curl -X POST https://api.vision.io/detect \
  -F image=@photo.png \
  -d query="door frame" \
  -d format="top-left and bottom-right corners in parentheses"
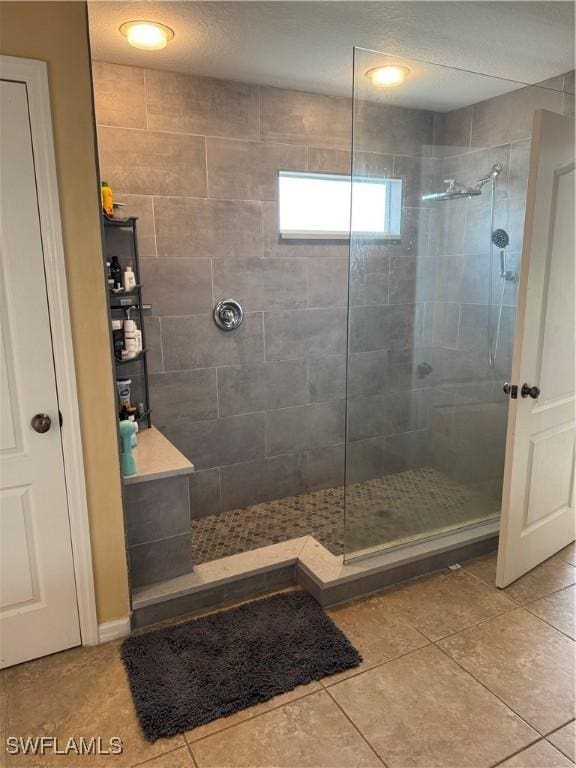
top-left (0, 55), bottom-right (98, 646)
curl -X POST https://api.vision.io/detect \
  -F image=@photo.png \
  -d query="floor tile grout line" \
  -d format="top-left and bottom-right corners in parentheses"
top-left (542, 717), bottom-right (576, 739)
top-left (129, 743), bottom-right (193, 767)
top-left (430, 603), bottom-right (522, 644)
top-left (182, 685), bottom-right (322, 748)
top-left (432, 642), bottom-right (546, 740)
top-left (323, 686), bottom-right (389, 768)
top-left (487, 734), bottom-right (546, 768)
top-left (462, 556), bottom-right (576, 606)
top-left (186, 741), bottom-right (200, 768)
top-left (520, 580), bottom-right (576, 606)
top-left (318, 640), bottom-right (431, 689)
top-left (523, 602), bottom-right (575, 641)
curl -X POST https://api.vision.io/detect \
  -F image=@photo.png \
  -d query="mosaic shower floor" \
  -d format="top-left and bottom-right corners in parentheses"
top-left (191, 466), bottom-right (501, 565)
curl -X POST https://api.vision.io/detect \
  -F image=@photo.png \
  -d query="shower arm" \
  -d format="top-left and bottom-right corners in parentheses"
top-left (475, 162), bottom-right (504, 191)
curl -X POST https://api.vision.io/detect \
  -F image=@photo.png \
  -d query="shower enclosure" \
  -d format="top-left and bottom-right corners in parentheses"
top-left (344, 48), bottom-right (573, 560)
top-left (93, 49), bottom-right (573, 590)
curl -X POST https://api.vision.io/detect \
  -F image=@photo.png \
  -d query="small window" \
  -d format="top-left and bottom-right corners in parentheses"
top-left (278, 170), bottom-right (402, 240)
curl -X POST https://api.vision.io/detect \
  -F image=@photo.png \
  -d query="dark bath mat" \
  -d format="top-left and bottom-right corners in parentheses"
top-left (121, 590), bottom-right (361, 741)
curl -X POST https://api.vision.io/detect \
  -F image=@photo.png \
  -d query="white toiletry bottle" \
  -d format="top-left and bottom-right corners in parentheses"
top-left (123, 266), bottom-right (136, 292)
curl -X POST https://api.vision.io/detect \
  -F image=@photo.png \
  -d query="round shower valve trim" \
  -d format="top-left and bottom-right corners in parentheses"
top-left (214, 299), bottom-right (244, 331)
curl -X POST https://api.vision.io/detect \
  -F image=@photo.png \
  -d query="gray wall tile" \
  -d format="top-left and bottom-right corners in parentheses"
top-left (349, 251), bottom-right (390, 306)
top-left (92, 62), bottom-right (146, 129)
top-left (114, 194), bottom-right (156, 258)
top-left (266, 400), bottom-right (345, 456)
top-left (387, 347), bottom-right (435, 392)
top-left (261, 86), bottom-right (351, 148)
top-left (213, 257), bottom-right (307, 311)
top-left (307, 444), bottom-right (345, 491)
top-left (345, 437), bottom-right (386, 484)
top-left (354, 100), bottom-right (434, 155)
top-left (389, 256), bottom-right (435, 304)
top-left (433, 106), bottom-right (472, 157)
top-left (508, 139), bottom-right (531, 199)
top-left (189, 468), bottom-right (221, 520)
top-left (349, 304), bottom-right (419, 352)
top-left (308, 147), bottom-right (351, 174)
top-left (264, 308), bottom-right (347, 360)
top-left (347, 351), bottom-right (388, 397)
top-left (393, 156), bottom-right (439, 207)
top-left (471, 83), bottom-right (563, 147)
top-left (154, 196), bottom-right (262, 259)
top-left (217, 360), bottom-right (308, 417)
top-left (206, 138), bottom-right (307, 200)
top-left (145, 69), bottom-right (259, 139)
top-left (97, 126), bottom-right (207, 197)
top-left (431, 302), bottom-right (460, 348)
top-left (347, 394), bottom-right (389, 442)
top-left (149, 369), bottom-right (217, 426)
top-left (220, 453), bottom-right (308, 510)
top-left (308, 258), bottom-right (348, 308)
top-left (434, 254), bottom-right (489, 304)
top-left (124, 476), bottom-right (190, 546)
top-left (384, 430), bottom-right (429, 474)
top-left (308, 355), bottom-right (346, 402)
top-left (161, 313), bottom-right (264, 370)
top-left (163, 412), bottom-right (266, 470)
top-left (129, 533), bottom-right (193, 587)
top-left (143, 316), bottom-right (163, 373)
top-left (141, 258), bottom-right (212, 316)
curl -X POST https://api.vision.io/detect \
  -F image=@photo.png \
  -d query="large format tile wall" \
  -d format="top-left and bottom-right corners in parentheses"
top-left (346, 74), bottom-right (574, 525)
top-left (94, 61), bottom-right (574, 536)
top-left (94, 61), bottom-right (436, 518)
top-left (426, 75), bottom-right (574, 493)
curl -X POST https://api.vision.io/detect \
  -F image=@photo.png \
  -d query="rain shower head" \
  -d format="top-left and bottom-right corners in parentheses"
top-left (421, 179), bottom-right (482, 202)
top-left (422, 162), bottom-right (503, 202)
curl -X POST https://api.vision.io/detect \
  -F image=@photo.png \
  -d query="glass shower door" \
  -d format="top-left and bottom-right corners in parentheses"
top-left (344, 47), bottom-right (574, 560)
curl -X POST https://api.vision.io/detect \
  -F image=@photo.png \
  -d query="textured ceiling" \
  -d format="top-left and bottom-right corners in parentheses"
top-left (88, 1), bottom-right (575, 109)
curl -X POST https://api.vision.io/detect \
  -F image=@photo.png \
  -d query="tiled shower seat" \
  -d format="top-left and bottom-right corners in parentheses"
top-left (123, 427), bottom-right (195, 588)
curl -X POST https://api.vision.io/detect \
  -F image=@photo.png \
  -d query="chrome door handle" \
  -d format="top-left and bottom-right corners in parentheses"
top-left (31, 413), bottom-right (51, 433)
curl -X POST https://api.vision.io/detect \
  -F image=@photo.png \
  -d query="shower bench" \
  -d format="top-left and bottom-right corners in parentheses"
top-left (123, 427), bottom-right (195, 589)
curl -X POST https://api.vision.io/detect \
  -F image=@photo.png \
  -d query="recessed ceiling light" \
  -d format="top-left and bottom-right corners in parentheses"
top-left (119, 20), bottom-right (174, 51)
top-left (366, 65), bottom-right (411, 88)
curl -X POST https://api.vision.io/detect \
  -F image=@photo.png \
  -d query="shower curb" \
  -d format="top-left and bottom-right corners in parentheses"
top-left (131, 521), bottom-right (499, 628)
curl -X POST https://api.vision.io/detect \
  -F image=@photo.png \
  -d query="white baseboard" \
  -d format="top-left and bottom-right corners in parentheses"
top-left (97, 616), bottom-right (131, 644)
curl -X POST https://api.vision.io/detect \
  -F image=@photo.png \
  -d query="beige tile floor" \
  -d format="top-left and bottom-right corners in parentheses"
top-left (1, 544), bottom-right (574, 768)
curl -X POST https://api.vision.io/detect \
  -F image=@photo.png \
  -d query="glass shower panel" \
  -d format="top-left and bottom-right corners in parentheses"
top-left (344, 48), bottom-right (574, 560)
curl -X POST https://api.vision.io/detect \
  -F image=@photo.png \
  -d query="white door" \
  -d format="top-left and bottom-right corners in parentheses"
top-left (497, 109), bottom-right (576, 587)
top-left (0, 78), bottom-right (81, 666)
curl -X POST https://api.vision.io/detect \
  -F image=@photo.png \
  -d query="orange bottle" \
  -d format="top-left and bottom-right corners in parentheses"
top-left (101, 180), bottom-right (114, 217)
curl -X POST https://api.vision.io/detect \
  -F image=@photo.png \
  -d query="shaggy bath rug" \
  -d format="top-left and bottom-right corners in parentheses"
top-left (121, 590), bottom-right (361, 741)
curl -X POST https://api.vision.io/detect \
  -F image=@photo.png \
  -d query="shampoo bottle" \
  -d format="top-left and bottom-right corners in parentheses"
top-left (123, 266), bottom-right (136, 292)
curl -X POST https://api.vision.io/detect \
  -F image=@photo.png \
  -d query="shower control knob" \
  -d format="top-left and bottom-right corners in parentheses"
top-left (521, 383), bottom-right (540, 399)
top-left (213, 299), bottom-right (244, 331)
top-left (502, 383), bottom-right (518, 399)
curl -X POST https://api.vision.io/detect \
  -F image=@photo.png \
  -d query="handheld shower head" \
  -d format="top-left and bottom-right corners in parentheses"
top-left (491, 228), bottom-right (509, 249)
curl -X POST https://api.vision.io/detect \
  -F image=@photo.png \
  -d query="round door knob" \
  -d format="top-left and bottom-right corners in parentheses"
top-left (31, 413), bottom-right (51, 433)
top-left (521, 383), bottom-right (540, 399)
